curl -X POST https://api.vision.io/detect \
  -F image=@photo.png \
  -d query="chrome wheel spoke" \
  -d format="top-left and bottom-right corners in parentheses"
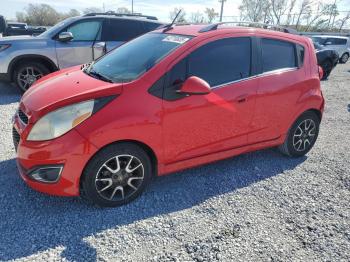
top-left (110, 185), bottom-right (124, 200)
top-left (97, 178), bottom-right (113, 192)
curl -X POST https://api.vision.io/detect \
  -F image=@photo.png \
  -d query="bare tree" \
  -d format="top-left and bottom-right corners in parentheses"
top-left (205, 8), bottom-right (218, 23)
top-left (189, 12), bottom-right (205, 23)
top-left (270, 0), bottom-right (289, 24)
top-left (239, 0), bottom-right (269, 23)
top-left (83, 7), bottom-right (103, 15)
top-left (17, 4), bottom-right (61, 26)
top-left (285, 0), bottom-right (297, 25)
top-left (337, 11), bottom-right (350, 31)
top-left (116, 7), bottom-right (131, 14)
top-left (295, 0), bottom-right (312, 30)
top-left (169, 7), bottom-right (187, 23)
top-left (60, 9), bottom-right (80, 20)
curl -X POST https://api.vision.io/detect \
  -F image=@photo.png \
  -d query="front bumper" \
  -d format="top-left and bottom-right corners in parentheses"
top-left (13, 117), bottom-right (99, 196)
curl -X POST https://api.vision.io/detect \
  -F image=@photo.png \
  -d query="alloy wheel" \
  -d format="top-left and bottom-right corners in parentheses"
top-left (95, 154), bottom-right (145, 201)
top-left (341, 53), bottom-right (349, 63)
top-left (17, 66), bottom-right (44, 91)
top-left (292, 119), bottom-right (317, 152)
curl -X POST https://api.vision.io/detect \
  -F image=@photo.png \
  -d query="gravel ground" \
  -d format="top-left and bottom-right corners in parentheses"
top-left (0, 63), bottom-right (349, 262)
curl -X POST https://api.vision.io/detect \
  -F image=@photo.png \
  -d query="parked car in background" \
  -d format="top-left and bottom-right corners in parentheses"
top-left (0, 12), bottom-right (164, 92)
top-left (313, 42), bottom-right (339, 80)
top-left (0, 17), bottom-right (46, 37)
top-left (312, 35), bottom-right (350, 64)
top-left (12, 23), bottom-right (324, 207)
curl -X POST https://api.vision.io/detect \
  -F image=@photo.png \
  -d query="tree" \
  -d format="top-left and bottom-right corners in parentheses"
top-left (61, 9), bottom-right (80, 20)
top-left (83, 7), bottom-right (103, 15)
top-left (189, 12), bottom-right (205, 23)
top-left (239, 0), bottom-right (270, 23)
top-left (18, 4), bottom-right (61, 26)
top-left (204, 8), bottom-right (218, 23)
top-left (116, 7), bottom-right (131, 14)
top-left (169, 7), bottom-right (187, 23)
top-left (337, 12), bottom-right (350, 31)
top-left (270, 0), bottom-right (289, 24)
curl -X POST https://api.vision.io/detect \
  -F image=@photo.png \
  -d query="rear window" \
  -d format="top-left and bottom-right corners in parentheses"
top-left (261, 39), bottom-right (296, 72)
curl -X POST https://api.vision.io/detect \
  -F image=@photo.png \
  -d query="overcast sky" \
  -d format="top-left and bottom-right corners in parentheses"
top-left (1, 0), bottom-right (350, 22)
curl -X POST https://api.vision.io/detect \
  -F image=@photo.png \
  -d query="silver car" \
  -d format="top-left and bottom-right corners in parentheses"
top-left (312, 35), bottom-right (350, 64)
top-left (0, 12), bottom-right (163, 91)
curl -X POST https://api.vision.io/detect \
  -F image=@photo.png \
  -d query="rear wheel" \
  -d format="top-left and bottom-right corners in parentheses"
top-left (340, 53), bottom-right (349, 64)
top-left (279, 111), bottom-right (320, 157)
top-left (81, 143), bottom-right (152, 207)
top-left (13, 62), bottom-right (50, 92)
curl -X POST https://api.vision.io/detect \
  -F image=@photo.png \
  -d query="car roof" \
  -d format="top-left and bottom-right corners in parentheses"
top-left (79, 15), bottom-right (164, 24)
top-left (156, 24), bottom-right (308, 42)
top-left (312, 35), bottom-right (349, 39)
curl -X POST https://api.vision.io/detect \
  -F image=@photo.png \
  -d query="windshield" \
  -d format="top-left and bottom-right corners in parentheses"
top-left (39, 17), bottom-right (75, 38)
top-left (86, 33), bottom-right (192, 83)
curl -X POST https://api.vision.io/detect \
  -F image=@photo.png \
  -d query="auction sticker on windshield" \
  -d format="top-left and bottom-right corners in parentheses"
top-left (162, 35), bottom-right (190, 44)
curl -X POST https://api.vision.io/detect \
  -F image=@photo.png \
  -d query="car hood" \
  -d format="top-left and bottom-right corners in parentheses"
top-left (21, 67), bottom-right (123, 122)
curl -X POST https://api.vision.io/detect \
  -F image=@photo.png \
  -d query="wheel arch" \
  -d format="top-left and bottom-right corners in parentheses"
top-left (9, 54), bottom-right (58, 80)
top-left (80, 139), bottom-right (159, 185)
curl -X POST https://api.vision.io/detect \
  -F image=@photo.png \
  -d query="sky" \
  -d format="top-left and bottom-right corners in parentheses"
top-left (1, 0), bottom-right (242, 21)
top-left (1, 0), bottom-right (350, 23)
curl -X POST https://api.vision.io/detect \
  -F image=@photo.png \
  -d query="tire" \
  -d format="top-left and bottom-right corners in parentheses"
top-left (340, 53), bottom-right (349, 64)
top-left (321, 60), bottom-right (332, 80)
top-left (278, 111), bottom-right (320, 157)
top-left (13, 62), bottom-right (50, 92)
top-left (81, 143), bottom-right (153, 207)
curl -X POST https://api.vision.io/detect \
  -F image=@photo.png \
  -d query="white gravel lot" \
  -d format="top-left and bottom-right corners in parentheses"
top-left (0, 63), bottom-right (349, 262)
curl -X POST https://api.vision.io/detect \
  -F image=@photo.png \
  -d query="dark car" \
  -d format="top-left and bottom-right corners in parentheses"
top-left (314, 42), bottom-right (339, 80)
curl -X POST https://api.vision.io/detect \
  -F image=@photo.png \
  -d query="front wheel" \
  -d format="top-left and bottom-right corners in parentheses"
top-left (81, 143), bottom-right (152, 207)
top-left (13, 62), bottom-right (50, 92)
top-left (279, 111), bottom-right (320, 157)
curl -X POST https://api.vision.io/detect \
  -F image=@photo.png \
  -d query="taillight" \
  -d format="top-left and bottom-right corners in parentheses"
top-left (318, 65), bottom-right (324, 80)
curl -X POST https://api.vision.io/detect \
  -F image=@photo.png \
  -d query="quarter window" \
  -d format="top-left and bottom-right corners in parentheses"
top-left (66, 20), bottom-right (101, 41)
top-left (261, 39), bottom-right (296, 72)
top-left (188, 37), bottom-right (252, 87)
top-left (326, 38), bottom-right (347, 45)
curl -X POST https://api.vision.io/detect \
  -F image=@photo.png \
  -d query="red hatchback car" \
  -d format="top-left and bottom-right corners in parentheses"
top-left (13, 23), bottom-right (324, 207)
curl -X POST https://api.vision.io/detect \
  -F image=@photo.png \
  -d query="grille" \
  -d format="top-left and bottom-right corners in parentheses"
top-left (18, 109), bottom-right (28, 125)
top-left (12, 127), bottom-right (20, 152)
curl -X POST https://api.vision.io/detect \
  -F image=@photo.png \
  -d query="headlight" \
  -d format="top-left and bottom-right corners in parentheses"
top-left (0, 44), bottom-right (11, 52)
top-left (27, 96), bottom-right (115, 141)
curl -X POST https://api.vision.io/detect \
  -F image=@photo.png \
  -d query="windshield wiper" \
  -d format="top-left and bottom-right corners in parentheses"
top-left (87, 70), bottom-right (114, 83)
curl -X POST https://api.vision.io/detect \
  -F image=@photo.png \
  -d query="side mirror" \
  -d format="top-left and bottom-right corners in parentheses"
top-left (178, 76), bottom-right (211, 95)
top-left (58, 32), bottom-right (73, 42)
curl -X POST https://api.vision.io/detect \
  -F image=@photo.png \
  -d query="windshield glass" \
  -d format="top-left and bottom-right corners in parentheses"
top-left (39, 17), bottom-right (75, 37)
top-left (87, 33), bottom-right (192, 83)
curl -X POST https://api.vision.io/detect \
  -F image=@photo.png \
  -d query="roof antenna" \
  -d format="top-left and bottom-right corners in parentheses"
top-left (163, 9), bottom-right (182, 32)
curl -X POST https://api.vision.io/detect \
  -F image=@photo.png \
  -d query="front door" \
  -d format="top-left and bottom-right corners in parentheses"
top-left (162, 37), bottom-right (258, 164)
top-left (55, 19), bottom-right (102, 68)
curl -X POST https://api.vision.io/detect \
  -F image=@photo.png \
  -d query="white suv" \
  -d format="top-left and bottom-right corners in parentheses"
top-left (312, 35), bottom-right (350, 64)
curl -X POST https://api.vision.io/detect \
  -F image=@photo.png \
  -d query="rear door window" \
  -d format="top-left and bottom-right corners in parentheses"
top-left (261, 39), bottom-right (296, 72)
top-left (102, 19), bottom-right (145, 41)
top-left (326, 38), bottom-right (347, 45)
top-left (188, 37), bottom-right (252, 87)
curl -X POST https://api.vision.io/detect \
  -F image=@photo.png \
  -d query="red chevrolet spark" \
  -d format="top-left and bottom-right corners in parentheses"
top-left (12, 24), bottom-right (324, 207)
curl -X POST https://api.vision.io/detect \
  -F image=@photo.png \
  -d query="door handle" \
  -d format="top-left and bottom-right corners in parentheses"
top-left (235, 95), bottom-right (248, 103)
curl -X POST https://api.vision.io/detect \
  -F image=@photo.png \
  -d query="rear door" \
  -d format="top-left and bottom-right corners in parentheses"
top-left (249, 37), bottom-right (306, 143)
top-left (102, 19), bottom-right (146, 52)
top-left (55, 19), bottom-right (102, 68)
top-left (162, 36), bottom-right (259, 163)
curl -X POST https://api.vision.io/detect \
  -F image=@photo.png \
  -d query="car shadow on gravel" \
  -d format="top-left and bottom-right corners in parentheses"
top-left (0, 82), bottom-right (21, 105)
top-left (0, 149), bottom-right (306, 261)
